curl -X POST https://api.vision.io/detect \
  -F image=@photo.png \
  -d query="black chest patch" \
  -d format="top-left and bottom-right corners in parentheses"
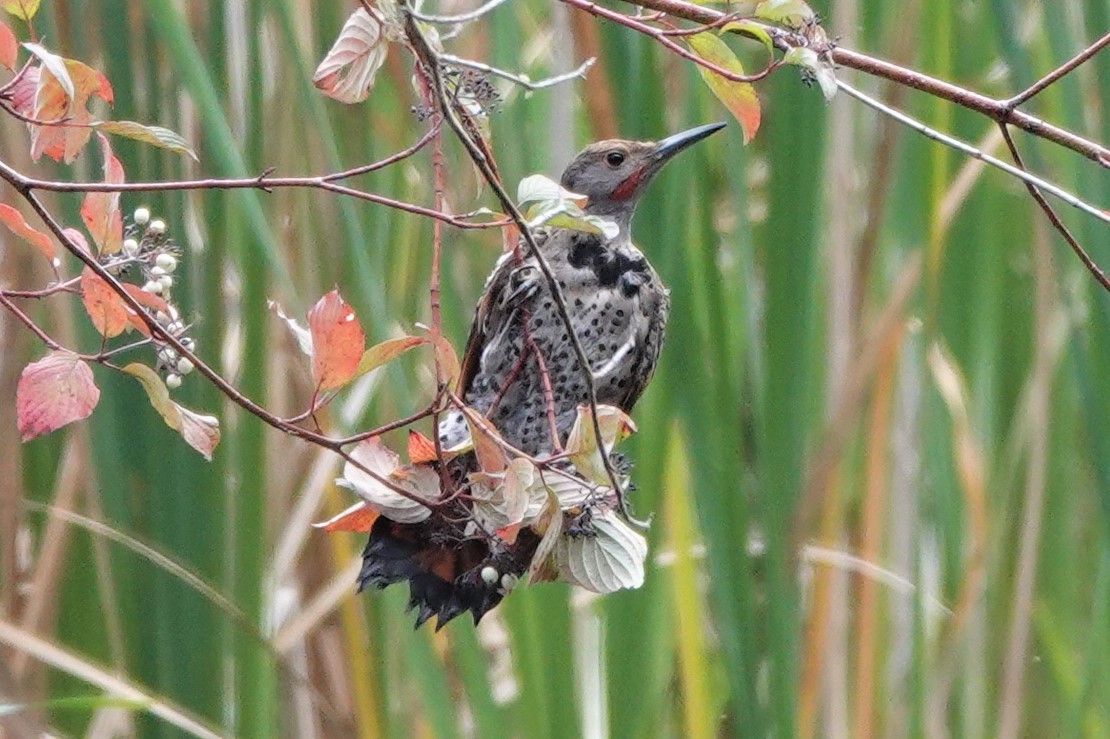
top-left (568, 233), bottom-right (649, 294)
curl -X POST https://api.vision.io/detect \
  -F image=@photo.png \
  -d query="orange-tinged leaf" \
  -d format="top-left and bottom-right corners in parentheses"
top-left (6, 63), bottom-right (36, 115)
top-left (564, 404), bottom-right (638, 484)
top-left (17, 351), bottom-right (99, 441)
top-left (29, 55), bottom-right (114, 163)
top-left (312, 501), bottom-right (380, 532)
top-left (688, 33), bottom-right (761, 144)
top-left (80, 134), bottom-right (124, 254)
top-left (80, 267), bottom-right (128, 338)
top-left (0, 202), bottom-right (55, 266)
top-left (313, 7), bottom-right (388, 104)
top-left (1, 0), bottom-right (41, 21)
top-left (428, 331), bottom-right (461, 389)
top-left (123, 363), bottom-right (220, 460)
top-left (355, 335), bottom-right (428, 378)
top-left (120, 283), bottom-right (170, 336)
top-left (407, 430), bottom-right (438, 465)
top-left (307, 289), bottom-right (365, 391)
top-left (463, 408), bottom-right (509, 474)
top-left (0, 21), bottom-right (17, 70)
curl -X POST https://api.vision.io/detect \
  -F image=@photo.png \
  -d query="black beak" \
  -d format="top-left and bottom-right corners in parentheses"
top-left (653, 121), bottom-right (728, 161)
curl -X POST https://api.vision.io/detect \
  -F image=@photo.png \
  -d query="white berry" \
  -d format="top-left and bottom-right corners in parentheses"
top-left (480, 566), bottom-right (499, 585)
top-left (133, 207), bottom-right (151, 225)
top-left (165, 373), bottom-right (182, 389)
top-left (155, 311), bottom-right (171, 326)
top-left (150, 266), bottom-right (166, 277)
top-left (159, 275), bottom-right (174, 291)
top-left (148, 219), bottom-right (166, 235)
top-left (143, 280), bottom-right (162, 294)
top-left (156, 253), bottom-right (177, 272)
top-left (176, 357), bottom-right (194, 375)
top-left (123, 238), bottom-right (140, 256)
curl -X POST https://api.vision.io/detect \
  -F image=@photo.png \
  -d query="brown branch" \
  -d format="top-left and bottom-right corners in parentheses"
top-left (601, 0), bottom-right (1110, 168)
top-left (0, 291), bottom-right (62, 350)
top-left (998, 124), bottom-right (1110, 293)
top-left (1005, 30), bottom-right (1110, 109)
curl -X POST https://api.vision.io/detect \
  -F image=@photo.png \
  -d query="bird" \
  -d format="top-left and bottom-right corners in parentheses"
top-left (358, 122), bottom-right (727, 628)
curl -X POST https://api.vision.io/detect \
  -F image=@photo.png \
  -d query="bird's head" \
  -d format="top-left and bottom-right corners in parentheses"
top-left (559, 122), bottom-right (726, 229)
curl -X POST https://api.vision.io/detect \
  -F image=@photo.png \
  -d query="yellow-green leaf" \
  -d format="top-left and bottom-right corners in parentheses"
top-left (355, 336), bottom-right (428, 378)
top-left (123, 363), bottom-right (221, 460)
top-left (1, 0), bottom-right (40, 21)
top-left (93, 120), bottom-right (198, 161)
top-left (755, 0), bottom-right (816, 27)
top-left (722, 20), bottom-right (774, 57)
top-left (687, 33), bottom-right (761, 144)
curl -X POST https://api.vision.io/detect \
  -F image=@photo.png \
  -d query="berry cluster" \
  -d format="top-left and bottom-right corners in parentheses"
top-left (112, 207), bottom-right (196, 390)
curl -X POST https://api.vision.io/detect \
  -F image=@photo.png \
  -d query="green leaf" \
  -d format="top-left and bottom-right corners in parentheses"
top-left (687, 33), bottom-right (761, 144)
top-left (722, 20), bottom-right (775, 57)
top-left (355, 335), bottom-right (428, 378)
top-left (754, 0), bottom-right (816, 27)
top-left (93, 120), bottom-right (199, 160)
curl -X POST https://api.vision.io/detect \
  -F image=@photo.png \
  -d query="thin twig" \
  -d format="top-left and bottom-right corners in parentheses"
top-left (836, 80), bottom-right (1110, 228)
top-left (409, 0), bottom-right (512, 24)
top-left (0, 291), bottom-right (62, 350)
top-left (1005, 30), bottom-right (1110, 110)
top-left (998, 124), bottom-right (1110, 293)
top-left (441, 53), bottom-right (597, 92)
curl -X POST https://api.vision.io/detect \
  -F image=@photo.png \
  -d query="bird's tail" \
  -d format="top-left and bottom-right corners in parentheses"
top-left (358, 515), bottom-right (540, 629)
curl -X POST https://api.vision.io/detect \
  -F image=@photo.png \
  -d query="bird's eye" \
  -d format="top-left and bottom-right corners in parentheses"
top-left (605, 151), bottom-right (626, 167)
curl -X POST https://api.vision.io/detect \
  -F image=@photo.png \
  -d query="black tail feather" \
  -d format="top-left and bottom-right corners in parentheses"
top-left (359, 517), bottom-right (538, 629)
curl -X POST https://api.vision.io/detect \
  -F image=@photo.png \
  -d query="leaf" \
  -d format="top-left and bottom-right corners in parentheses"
top-left (177, 406), bottom-right (221, 461)
top-left (687, 33), bottom-right (761, 144)
top-left (407, 430), bottom-right (437, 465)
top-left (336, 437), bottom-right (438, 523)
top-left (0, 21), bottom-right (17, 71)
top-left (721, 19), bottom-right (774, 57)
top-left (516, 174), bottom-right (587, 208)
top-left (123, 363), bottom-right (221, 460)
top-left (120, 284), bottom-right (170, 337)
top-left (754, 0), bottom-right (816, 27)
top-left (518, 174), bottom-right (620, 239)
top-left (313, 7), bottom-right (389, 104)
top-left (469, 457), bottom-right (542, 538)
top-left (564, 404), bottom-right (637, 485)
top-left (80, 267), bottom-right (128, 338)
top-left (307, 289), bottom-right (365, 391)
top-left (312, 501), bottom-right (380, 533)
top-left (21, 43), bottom-right (71, 101)
top-left (1, 0), bottom-right (41, 21)
top-left (17, 351), bottom-right (100, 441)
top-left (93, 120), bottom-right (198, 161)
top-left (784, 47), bottom-right (838, 101)
top-left (268, 299), bottom-right (314, 356)
top-left (0, 202), bottom-right (56, 266)
top-left (464, 410), bottom-right (509, 474)
top-left (525, 489), bottom-right (564, 585)
top-left (554, 509), bottom-right (648, 593)
top-left (6, 63), bottom-right (36, 115)
top-left (425, 329), bottom-right (461, 389)
top-left (355, 335), bottom-right (428, 378)
top-left (28, 54), bottom-right (114, 163)
top-left (79, 134), bottom-right (124, 254)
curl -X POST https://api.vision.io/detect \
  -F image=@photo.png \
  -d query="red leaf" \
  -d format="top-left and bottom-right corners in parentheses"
top-left (7, 63), bottom-right (37, 115)
top-left (0, 21), bottom-right (17, 71)
top-left (79, 134), bottom-right (124, 254)
top-left (312, 501), bottom-right (380, 533)
top-left (307, 289), bottom-right (365, 391)
top-left (16, 350), bottom-right (100, 441)
top-left (30, 56), bottom-right (114, 163)
top-left (313, 8), bottom-right (388, 104)
top-left (407, 429), bottom-right (438, 465)
top-left (80, 266), bottom-right (128, 337)
top-left (0, 202), bottom-right (55, 266)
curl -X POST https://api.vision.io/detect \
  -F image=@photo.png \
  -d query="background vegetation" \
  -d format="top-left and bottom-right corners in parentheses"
top-left (1, 0), bottom-right (1108, 737)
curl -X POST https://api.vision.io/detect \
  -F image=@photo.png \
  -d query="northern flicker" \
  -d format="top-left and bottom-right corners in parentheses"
top-left (359, 122), bottom-right (726, 627)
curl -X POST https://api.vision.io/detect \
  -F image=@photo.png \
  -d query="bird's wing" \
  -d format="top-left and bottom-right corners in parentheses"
top-left (456, 244), bottom-right (539, 397)
top-left (615, 275), bottom-right (670, 412)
